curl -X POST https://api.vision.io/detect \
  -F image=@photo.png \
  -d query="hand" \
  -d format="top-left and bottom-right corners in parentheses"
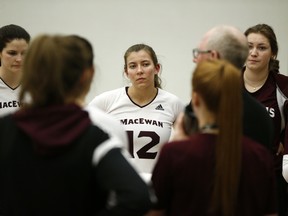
top-left (144, 210), bottom-right (165, 216)
top-left (276, 142), bottom-right (284, 156)
top-left (170, 112), bottom-right (190, 141)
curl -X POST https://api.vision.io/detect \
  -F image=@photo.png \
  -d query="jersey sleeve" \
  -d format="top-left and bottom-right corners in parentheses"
top-left (87, 91), bottom-right (110, 112)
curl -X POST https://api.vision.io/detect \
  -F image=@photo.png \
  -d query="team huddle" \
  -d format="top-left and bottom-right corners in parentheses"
top-left (0, 23), bottom-right (287, 216)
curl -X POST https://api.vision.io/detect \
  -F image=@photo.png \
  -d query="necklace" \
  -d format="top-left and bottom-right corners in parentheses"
top-left (244, 82), bottom-right (263, 91)
top-left (248, 85), bottom-right (258, 91)
top-left (243, 73), bottom-right (267, 92)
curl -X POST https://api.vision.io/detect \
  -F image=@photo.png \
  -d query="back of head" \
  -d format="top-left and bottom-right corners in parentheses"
top-left (244, 23), bottom-right (279, 73)
top-left (20, 34), bottom-right (94, 108)
top-left (192, 59), bottom-right (243, 125)
top-left (205, 25), bottom-right (248, 69)
top-left (192, 59), bottom-right (243, 216)
top-left (123, 43), bottom-right (162, 88)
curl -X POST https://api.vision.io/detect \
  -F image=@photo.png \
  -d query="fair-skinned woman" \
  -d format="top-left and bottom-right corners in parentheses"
top-left (0, 24), bottom-right (30, 116)
top-left (88, 44), bottom-right (184, 183)
top-left (243, 23), bottom-right (288, 216)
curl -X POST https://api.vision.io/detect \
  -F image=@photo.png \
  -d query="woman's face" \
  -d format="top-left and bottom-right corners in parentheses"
top-left (125, 50), bottom-right (159, 89)
top-left (246, 33), bottom-right (272, 73)
top-left (0, 39), bottom-right (29, 74)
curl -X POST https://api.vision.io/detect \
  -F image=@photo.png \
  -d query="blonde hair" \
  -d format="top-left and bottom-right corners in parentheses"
top-left (192, 59), bottom-right (243, 216)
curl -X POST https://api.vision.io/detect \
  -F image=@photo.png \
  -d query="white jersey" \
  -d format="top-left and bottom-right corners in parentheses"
top-left (88, 87), bottom-right (185, 181)
top-left (0, 78), bottom-right (21, 117)
top-left (85, 105), bottom-right (128, 150)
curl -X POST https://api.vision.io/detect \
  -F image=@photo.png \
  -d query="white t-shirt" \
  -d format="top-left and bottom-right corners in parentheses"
top-left (88, 87), bottom-right (184, 181)
top-left (0, 79), bottom-right (21, 117)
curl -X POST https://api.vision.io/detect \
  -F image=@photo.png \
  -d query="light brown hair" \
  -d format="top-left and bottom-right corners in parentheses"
top-left (192, 59), bottom-right (243, 216)
top-left (20, 34), bottom-right (94, 108)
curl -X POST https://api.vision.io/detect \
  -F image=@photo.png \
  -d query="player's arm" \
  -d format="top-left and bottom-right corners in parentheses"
top-left (170, 112), bottom-right (189, 141)
top-left (93, 145), bottom-right (152, 215)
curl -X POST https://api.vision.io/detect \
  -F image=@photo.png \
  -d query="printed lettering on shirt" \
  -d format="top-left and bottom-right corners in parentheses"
top-left (121, 118), bottom-right (164, 128)
top-left (0, 101), bottom-right (21, 109)
top-left (127, 130), bottom-right (160, 159)
top-left (266, 107), bottom-right (275, 118)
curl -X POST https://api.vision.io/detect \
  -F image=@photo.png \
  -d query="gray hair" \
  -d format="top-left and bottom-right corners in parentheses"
top-left (206, 26), bottom-right (248, 69)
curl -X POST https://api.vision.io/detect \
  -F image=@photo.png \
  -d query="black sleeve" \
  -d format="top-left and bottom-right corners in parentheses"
top-left (95, 148), bottom-right (152, 216)
top-left (242, 91), bottom-right (274, 151)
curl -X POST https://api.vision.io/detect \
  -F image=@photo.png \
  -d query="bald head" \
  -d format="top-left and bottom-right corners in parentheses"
top-left (200, 25), bottom-right (249, 69)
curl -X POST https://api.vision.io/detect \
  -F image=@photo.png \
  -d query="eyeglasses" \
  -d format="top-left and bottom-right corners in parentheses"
top-left (192, 48), bottom-right (212, 59)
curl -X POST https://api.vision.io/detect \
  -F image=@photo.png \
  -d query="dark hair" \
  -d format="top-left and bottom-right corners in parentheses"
top-left (20, 34), bottom-right (94, 108)
top-left (244, 24), bottom-right (279, 73)
top-left (0, 24), bottom-right (30, 66)
top-left (192, 59), bottom-right (242, 216)
top-left (124, 44), bottom-right (162, 88)
top-left (0, 24), bottom-right (30, 52)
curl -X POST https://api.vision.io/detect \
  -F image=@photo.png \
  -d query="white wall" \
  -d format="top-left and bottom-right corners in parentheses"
top-left (1, 0), bottom-right (287, 104)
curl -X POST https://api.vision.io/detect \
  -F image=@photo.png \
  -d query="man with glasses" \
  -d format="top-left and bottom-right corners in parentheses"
top-left (175, 25), bottom-right (274, 150)
top-left (192, 49), bottom-right (212, 59)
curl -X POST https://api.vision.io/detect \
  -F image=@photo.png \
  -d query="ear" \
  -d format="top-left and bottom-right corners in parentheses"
top-left (210, 50), bottom-right (220, 59)
top-left (124, 66), bottom-right (129, 77)
top-left (192, 91), bottom-right (200, 108)
top-left (80, 66), bottom-right (94, 85)
top-left (155, 63), bottom-right (160, 74)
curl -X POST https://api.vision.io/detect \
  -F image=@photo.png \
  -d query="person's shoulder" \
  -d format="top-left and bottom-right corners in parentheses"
top-left (274, 72), bottom-right (288, 98)
top-left (85, 106), bottom-right (128, 148)
top-left (88, 87), bottom-right (127, 109)
top-left (97, 87), bottom-right (126, 97)
top-left (158, 88), bottom-right (179, 98)
top-left (274, 71), bottom-right (288, 80)
top-left (158, 88), bottom-right (184, 104)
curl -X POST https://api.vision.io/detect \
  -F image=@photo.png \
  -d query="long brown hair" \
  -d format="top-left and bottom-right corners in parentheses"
top-left (19, 34), bottom-right (94, 108)
top-left (192, 59), bottom-right (243, 216)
